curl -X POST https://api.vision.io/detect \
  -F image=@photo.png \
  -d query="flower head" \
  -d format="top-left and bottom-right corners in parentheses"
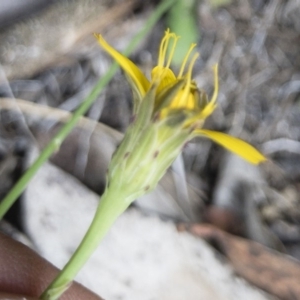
top-left (94, 30), bottom-right (266, 202)
top-left (95, 29), bottom-right (216, 125)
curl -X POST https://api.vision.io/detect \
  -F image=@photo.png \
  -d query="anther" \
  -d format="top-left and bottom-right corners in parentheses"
top-left (178, 43), bottom-right (197, 78)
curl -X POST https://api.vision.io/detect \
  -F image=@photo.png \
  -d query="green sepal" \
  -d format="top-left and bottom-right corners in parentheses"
top-left (134, 82), bottom-right (157, 132)
top-left (164, 110), bottom-right (187, 127)
top-left (109, 83), bottom-right (157, 169)
top-left (196, 89), bottom-right (209, 110)
top-left (125, 74), bottom-right (143, 113)
top-left (154, 79), bottom-right (185, 111)
top-left (159, 128), bottom-right (190, 154)
top-left (124, 125), bottom-right (157, 176)
top-left (109, 126), bottom-right (159, 197)
top-left (109, 120), bottom-right (191, 199)
top-left (154, 129), bottom-right (191, 180)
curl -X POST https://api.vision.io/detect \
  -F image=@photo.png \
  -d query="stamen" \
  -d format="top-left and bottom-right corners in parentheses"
top-left (161, 34), bottom-right (174, 67)
top-left (166, 36), bottom-right (180, 68)
top-left (210, 64), bottom-right (219, 106)
top-left (158, 29), bottom-right (171, 67)
top-left (199, 64), bottom-right (219, 118)
top-left (177, 43), bottom-right (197, 78)
top-left (178, 52), bottom-right (199, 107)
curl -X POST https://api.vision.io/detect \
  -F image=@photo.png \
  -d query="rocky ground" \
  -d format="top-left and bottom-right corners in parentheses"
top-left (0, 0), bottom-right (300, 299)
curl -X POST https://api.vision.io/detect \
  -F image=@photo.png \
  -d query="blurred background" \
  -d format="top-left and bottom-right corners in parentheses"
top-left (0, 0), bottom-right (300, 299)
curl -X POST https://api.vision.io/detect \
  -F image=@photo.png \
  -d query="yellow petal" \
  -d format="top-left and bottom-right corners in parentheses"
top-left (195, 129), bottom-right (266, 164)
top-left (151, 66), bottom-right (176, 93)
top-left (94, 34), bottom-right (150, 96)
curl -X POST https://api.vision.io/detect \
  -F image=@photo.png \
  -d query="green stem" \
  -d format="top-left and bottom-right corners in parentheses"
top-left (38, 1), bottom-right (176, 299)
top-left (0, 64), bottom-right (117, 220)
top-left (39, 188), bottom-right (130, 300)
top-left (0, 0), bottom-right (175, 220)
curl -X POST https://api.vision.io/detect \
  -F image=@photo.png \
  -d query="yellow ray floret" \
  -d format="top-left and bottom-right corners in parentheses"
top-left (94, 33), bottom-right (150, 96)
top-left (195, 129), bottom-right (266, 164)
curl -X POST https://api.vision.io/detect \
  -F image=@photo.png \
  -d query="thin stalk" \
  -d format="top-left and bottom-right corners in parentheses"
top-left (39, 188), bottom-right (130, 300)
top-left (0, 64), bottom-right (117, 220)
top-left (0, 0), bottom-right (175, 220)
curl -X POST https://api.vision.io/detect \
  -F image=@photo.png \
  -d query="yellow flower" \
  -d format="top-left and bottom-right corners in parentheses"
top-left (95, 30), bottom-right (209, 116)
top-left (95, 29), bottom-right (266, 167)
